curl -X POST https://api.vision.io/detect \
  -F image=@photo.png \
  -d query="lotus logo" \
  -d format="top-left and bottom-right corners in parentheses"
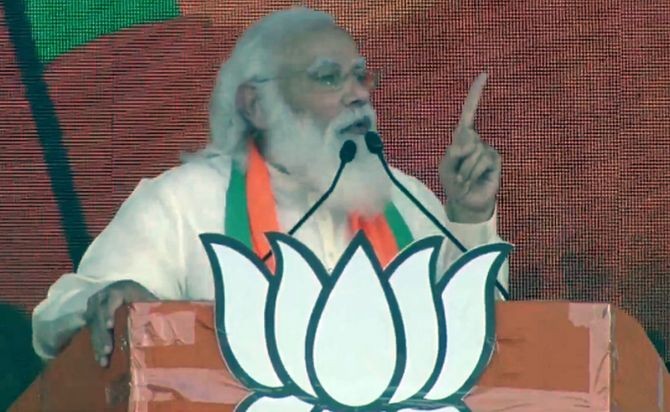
top-left (200, 232), bottom-right (511, 412)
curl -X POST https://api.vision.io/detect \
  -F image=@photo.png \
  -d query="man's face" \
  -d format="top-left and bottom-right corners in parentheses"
top-left (276, 27), bottom-right (373, 133)
top-left (256, 26), bottom-right (389, 216)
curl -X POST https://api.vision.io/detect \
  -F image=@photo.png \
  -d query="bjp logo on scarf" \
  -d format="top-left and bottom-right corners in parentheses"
top-left (200, 232), bottom-right (511, 411)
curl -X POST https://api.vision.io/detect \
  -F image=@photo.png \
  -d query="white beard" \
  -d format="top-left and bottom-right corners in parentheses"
top-left (258, 83), bottom-right (392, 217)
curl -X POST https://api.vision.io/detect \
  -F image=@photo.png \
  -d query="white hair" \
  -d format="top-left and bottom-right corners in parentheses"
top-left (183, 7), bottom-right (391, 215)
top-left (185, 8), bottom-right (336, 163)
top-left (258, 80), bottom-right (390, 216)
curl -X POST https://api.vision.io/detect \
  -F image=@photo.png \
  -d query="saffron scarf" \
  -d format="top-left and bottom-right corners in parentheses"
top-left (224, 144), bottom-right (413, 272)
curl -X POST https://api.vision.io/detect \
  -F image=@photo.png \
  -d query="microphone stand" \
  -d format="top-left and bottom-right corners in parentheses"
top-left (261, 140), bottom-right (357, 263)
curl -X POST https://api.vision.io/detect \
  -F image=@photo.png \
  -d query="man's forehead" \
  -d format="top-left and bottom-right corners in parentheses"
top-left (281, 27), bottom-right (362, 69)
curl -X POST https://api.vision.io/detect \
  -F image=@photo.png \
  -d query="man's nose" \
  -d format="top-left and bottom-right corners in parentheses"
top-left (342, 77), bottom-right (370, 108)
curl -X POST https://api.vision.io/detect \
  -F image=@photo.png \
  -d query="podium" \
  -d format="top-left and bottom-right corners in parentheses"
top-left (11, 301), bottom-right (670, 411)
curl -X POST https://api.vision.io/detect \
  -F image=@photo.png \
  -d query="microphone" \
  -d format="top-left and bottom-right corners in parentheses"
top-left (261, 139), bottom-right (357, 263)
top-left (364, 131), bottom-right (511, 300)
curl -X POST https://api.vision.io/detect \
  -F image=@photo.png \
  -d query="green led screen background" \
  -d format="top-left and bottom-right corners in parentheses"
top-left (1, 1), bottom-right (669, 362)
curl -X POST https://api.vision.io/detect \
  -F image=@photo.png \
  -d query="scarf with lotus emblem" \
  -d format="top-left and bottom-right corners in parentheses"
top-left (225, 143), bottom-right (414, 272)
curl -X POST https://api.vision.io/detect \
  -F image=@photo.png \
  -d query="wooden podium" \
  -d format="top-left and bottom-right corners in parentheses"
top-left (11, 301), bottom-right (670, 411)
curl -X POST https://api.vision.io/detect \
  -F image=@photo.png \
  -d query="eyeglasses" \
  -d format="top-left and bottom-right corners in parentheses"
top-left (254, 66), bottom-right (380, 92)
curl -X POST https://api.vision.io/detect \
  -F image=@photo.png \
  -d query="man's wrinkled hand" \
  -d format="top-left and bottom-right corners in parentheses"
top-left (84, 280), bottom-right (157, 367)
top-left (439, 72), bottom-right (501, 223)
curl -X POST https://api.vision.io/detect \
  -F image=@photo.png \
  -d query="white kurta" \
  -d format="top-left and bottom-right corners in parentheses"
top-left (32, 155), bottom-right (508, 360)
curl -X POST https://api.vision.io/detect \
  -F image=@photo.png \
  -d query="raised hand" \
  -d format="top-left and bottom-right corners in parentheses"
top-left (439, 73), bottom-right (501, 223)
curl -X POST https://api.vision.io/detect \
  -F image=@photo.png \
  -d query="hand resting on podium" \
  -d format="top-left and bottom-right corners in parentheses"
top-left (83, 280), bottom-right (156, 367)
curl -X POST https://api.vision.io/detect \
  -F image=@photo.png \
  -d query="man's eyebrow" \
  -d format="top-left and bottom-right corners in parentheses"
top-left (305, 58), bottom-right (339, 73)
top-left (305, 57), bottom-right (367, 73)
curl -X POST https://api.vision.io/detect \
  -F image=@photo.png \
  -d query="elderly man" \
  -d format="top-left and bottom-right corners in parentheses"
top-left (32, 8), bottom-right (507, 368)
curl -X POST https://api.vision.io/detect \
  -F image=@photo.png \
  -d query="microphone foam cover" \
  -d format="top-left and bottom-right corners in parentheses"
top-left (339, 139), bottom-right (357, 163)
top-left (364, 131), bottom-right (384, 154)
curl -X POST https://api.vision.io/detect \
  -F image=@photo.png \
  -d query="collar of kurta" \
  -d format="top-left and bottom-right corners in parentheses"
top-left (224, 142), bottom-right (413, 272)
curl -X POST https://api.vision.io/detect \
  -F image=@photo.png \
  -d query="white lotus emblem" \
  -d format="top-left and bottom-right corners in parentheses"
top-left (200, 232), bottom-right (511, 411)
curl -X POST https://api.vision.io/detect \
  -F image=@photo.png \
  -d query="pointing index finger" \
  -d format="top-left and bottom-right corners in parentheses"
top-left (458, 72), bottom-right (488, 130)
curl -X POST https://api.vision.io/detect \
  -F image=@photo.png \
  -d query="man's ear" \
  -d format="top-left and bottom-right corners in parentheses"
top-left (235, 83), bottom-right (268, 130)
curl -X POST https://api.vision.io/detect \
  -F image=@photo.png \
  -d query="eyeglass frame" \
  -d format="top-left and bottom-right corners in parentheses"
top-left (251, 58), bottom-right (380, 92)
